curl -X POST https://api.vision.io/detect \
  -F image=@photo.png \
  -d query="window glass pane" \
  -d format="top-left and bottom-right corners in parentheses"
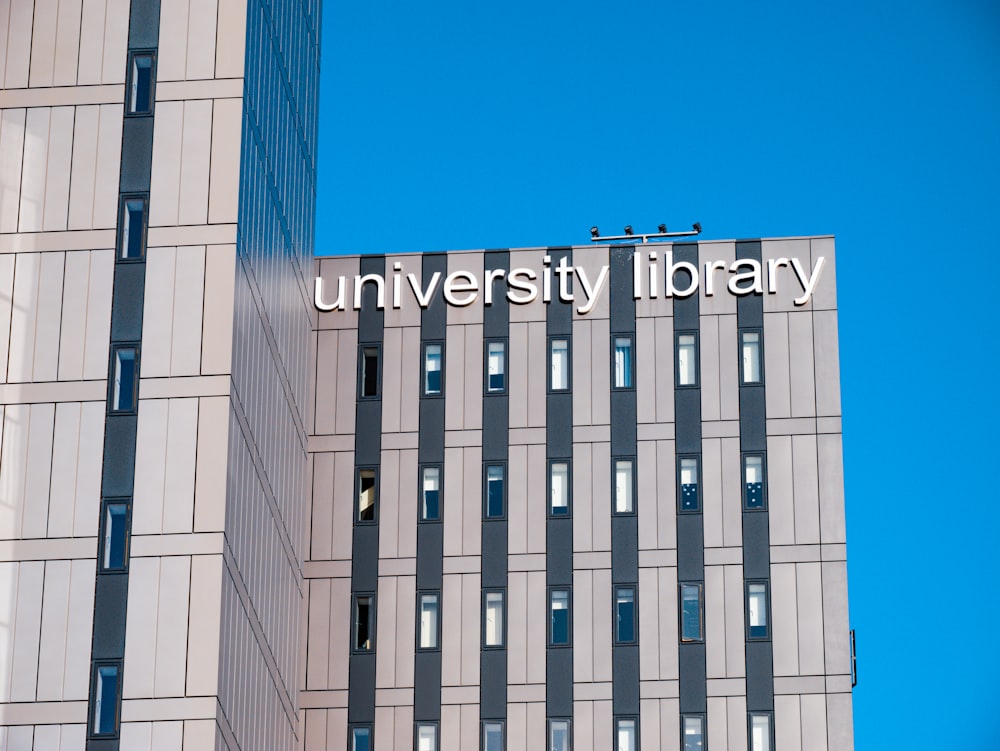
top-left (351, 727), bottom-right (371, 751)
top-left (750, 715), bottom-right (771, 751)
top-left (358, 470), bottom-right (376, 521)
top-left (681, 584), bottom-right (702, 642)
top-left (550, 720), bottom-right (570, 751)
top-left (93, 665), bottom-right (119, 735)
top-left (362, 347), bottom-right (379, 396)
top-left (615, 460), bottom-right (634, 513)
top-left (354, 596), bottom-right (373, 650)
top-left (486, 465), bottom-right (504, 518)
top-left (425, 344), bottom-right (442, 394)
top-left (748, 583), bottom-right (767, 638)
top-left (485, 592), bottom-right (504, 646)
top-left (122, 199), bottom-right (145, 259)
top-left (419, 593), bottom-right (439, 649)
top-left (487, 341), bottom-right (505, 392)
top-left (416, 725), bottom-right (437, 751)
top-left (616, 719), bottom-right (636, 751)
top-left (614, 337), bottom-right (633, 388)
top-left (129, 55), bottom-right (153, 113)
top-left (550, 462), bottom-right (569, 515)
top-left (483, 722), bottom-right (504, 751)
top-left (683, 716), bottom-right (704, 751)
top-left (113, 348), bottom-right (137, 411)
top-left (680, 457), bottom-right (699, 511)
top-left (678, 334), bottom-right (697, 385)
top-left (103, 504), bottom-right (128, 570)
top-left (551, 339), bottom-right (569, 390)
top-left (742, 331), bottom-right (761, 383)
top-left (422, 467), bottom-right (440, 520)
top-left (550, 590), bottom-right (569, 645)
top-left (616, 588), bottom-right (635, 642)
top-left (745, 456), bottom-right (765, 509)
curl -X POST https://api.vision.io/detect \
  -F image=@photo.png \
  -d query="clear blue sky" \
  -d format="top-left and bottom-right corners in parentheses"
top-left (314, 1), bottom-right (1000, 747)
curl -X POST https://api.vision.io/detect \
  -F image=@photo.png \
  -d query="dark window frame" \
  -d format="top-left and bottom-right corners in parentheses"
top-left (482, 588), bottom-right (506, 649)
top-left (614, 584), bottom-right (638, 645)
top-left (355, 466), bottom-right (379, 524)
top-left (745, 580), bottom-right (771, 641)
top-left (548, 458), bottom-right (572, 518)
top-left (484, 338), bottom-right (508, 395)
top-left (614, 716), bottom-right (640, 751)
top-left (612, 456), bottom-right (637, 517)
top-left (739, 328), bottom-right (765, 385)
top-left (349, 723), bottom-right (374, 751)
top-left (481, 719), bottom-right (506, 751)
top-left (548, 337), bottom-right (572, 393)
top-left (108, 343), bottom-right (140, 415)
top-left (676, 454), bottom-right (702, 514)
top-left (679, 582), bottom-right (705, 643)
top-left (611, 333), bottom-right (636, 391)
top-left (747, 711), bottom-right (774, 751)
top-left (483, 462), bottom-right (507, 520)
top-left (351, 592), bottom-right (376, 653)
top-left (98, 497), bottom-right (132, 573)
top-left (358, 343), bottom-right (382, 399)
top-left (416, 590), bottom-right (442, 652)
top-left (414, 722), bottom-right (440, 751)
top-left (681, 713), bottom-right (707, 751)
top-left (675, 330), bottom-right (700, 389)
top-left (88, 659), bottom-right (123, 739)
top-left (548, 587), bottom-right (572, 647)
top-left (422, 340), bottom-right (445, 397)
top-left (117, 193), bottom-right (148, 262)
top-left (125, 50), bottom-right (156, 117)
top-left (419, 463), bottom-right (443, 523)
top-left (548, 718), bottom-right (573, 751)
top-left (742, 453), bottom-right (767, 511)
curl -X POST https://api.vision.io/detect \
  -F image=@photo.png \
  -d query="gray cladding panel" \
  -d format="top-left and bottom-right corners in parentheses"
top-left (413, 653), bottom-right (442, 719)
top-left (483, 251), bottom-right (509, 337)
top-left (101, 416), bottom-right (137, 495)
top-left (481, 523), bottom-right (508, 589)
top-left (480, 650), bottom-right (507, 717)
top-left (127, 0), bottom-right (161, 46)
top-left (742, 512), bottom-right (770, 579)
top-left (111, 264), bottom-right (146, 342)
top-left (735, 241), bottom-right (764, 327)
top-left (358, 255), bottom-right (386, 342)
top-left (420, 254), bottom-right (448, 336)
top-left (611, 517), bottom-right (638, 582)
top-left (738, 389), bottom-right (767, 451)
top-left (610, 246), bottom-right (636, 333)
top-left (91, 574), bottom-right (128, 658)
top-left (745, 642), bottom-right (774, 711)
top-left (354, 401), bottom-right (383, 464)
top-left (418, 400), bottom-right (445, 464)
top-left (610, 392), bottom-right (637, 453)
top-left (416, 525), bottom-right (443, 589)
top-left (119, 118), bottom-right (154, 192)
top-left (482, 398), bottom-right (508, 461)
top-left (675, 390), bottom-right (702, 453)
top-left (546, 649), bottom-right (573, 715)
top-left (672, 244), bottom-right (700, 330)
top-left (676, 515), bottom-right (704, 581)
top-left (348, 653), bottom-right (377, 722)
top-left (546, 394), bottom-right (573, 457)
top-left (678, 644), bottom-right (707, 713)
top-left (352, 527), bottom-right (379, 592)
top-left (546, 520), bottom-right (573, 585)
top-left (612, 645), bottom-right (639, 712)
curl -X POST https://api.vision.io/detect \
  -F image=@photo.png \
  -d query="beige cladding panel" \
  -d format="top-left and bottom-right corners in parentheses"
top-left (47, 401), bottom-right (104, 538)
top-left (313, 328), bottom-right (358, 436)
top-left (506, 702), bottom-right (546, 751)
top-left (572, 699), bottom-right (613, 751)
top-left (446, 250), bottom-right (484, 325)
top-left (374, 706), bottom-right (415, 751)
top-left (818, 434), bottom-right (846, 544)
top-left (639, 698), bottom-right (680, 751)
top-left (308, 451), bottom-right (355, 562)
top-left (305, 577), bottom-right (351, 691)
top-left (0, 110), bottom-right (27, 232)
top-left (762, 238), bottom-right (810, 313)
top-left (813, 309), bottom-right (841, 417)
top-left (638, 566), bottom-right (678, 681)
top-left (441, 572), bottom-right (481, 688)
top-left (315, 257), bottom-right (361, 330)
top-left (572, 442), bottom-right (612, 554)
top-left (507, 249), bottom-right (547, 323)
top-left (132, 398), bottom-right (198, 535)
top-left (379, 449), bottom-right (417, 559)
top-left (637, 440), bottom-right (676, 551)
top-left (822, 560), bottom-right (852, 677)
top-left (699, 241), bottom-right (738, 316)
top-left (443, 446), bottom-right (482, 557)
top-left (375, 575), bottom-right (416, 690)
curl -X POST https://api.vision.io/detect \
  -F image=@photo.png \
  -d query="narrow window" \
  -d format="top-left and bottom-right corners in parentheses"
top-left (360, 346), bottom-right (379, 397)
top-left (483, 721), bottom-right (504, 751)
top-left (111, 347), bottom-right (138, 412)
top-left (749, 714), bottom-right (772, 751)
top-left (424, 343), bottom-right (442, 395)
top-left (487, 341), bottom-right (506, 392)
top-left (744, 455), bottom-right (766, 510)
top-left (421, 466), bottom-right (441, 521)
top-left (677, 333), bottom-right (698, 386)
top-left (679, 457), bottom-right (700, 512)
top-left (550, 461), bottom-right (570, 516)
top-left (741, 331), bottom-right (762, 384)
top-left (616, 718), bottom-right (637, 751)
top-left (357, 469), bottom-right (377, 522)
top-left (485, 465), bottom-right (505, 519)
top-left (120, 197), bottom-right (147, 259)
top-left (127, 53), bottom-right (155, 114)
top-left (615, 587), bottom-right (636, 643)
top-left (484, 591), bottom-right (504, 647)
top-left (549, 719), bottom-right (571, 751)
top-left (350, 725), bottom-right (372, 751)
top-left (550, 339), bottom-right (569, 391)
top-left (682, 716), bottom-right (704, 751)
top-left (418, 593), bottom-right (439, 650)
top-left (614, 459), bottom-right (634, 514)
top-left (680, 583), bottom-right (703, 642)
top-left (101, 502), bottom-right (130, 571)
top-left (613, 336), bottom-right (633, 389)
top-left (353, 595), bottom-right (374, 651)
top-left (92, 664), bottom-right (120, 736)
top-left (747, 582), bottom-right (769, 639)
top-left (416, 724), bottom-right (438, 751)
top-left (550, 589), bottom-right (570, 645)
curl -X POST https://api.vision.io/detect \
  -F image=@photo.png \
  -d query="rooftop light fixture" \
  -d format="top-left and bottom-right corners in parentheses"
top-left (589, 222), bottom-right (703, 244)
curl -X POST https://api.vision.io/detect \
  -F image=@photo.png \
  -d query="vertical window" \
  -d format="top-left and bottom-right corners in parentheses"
top-left (747, 582), bottom-right (769, 639)
top-left (416, 724), bottom-right (438, 751)
top-left (549, 719), bottom-right (571, 751)
top-left (482, 721), bottom-right (504, 751)
top-left (486, 340), bottom-right (506, 392)
top-left (614, 459), bottom-right (634, 514)
top-left (101, 502), bottom-right (130, 571)
top-left (615, 718), bottom-right (637, 751)
top-left (549, 589), bottom-right (570, 645)
top-left (550, 461), bottom-right (570, 516)
top-left (357, 469), bottom-right (377, 522)
top-left (111, 347), bottom-right (138, 412)
top-left (353, 595), bottom-right (374, 651)
top-left (550, 338), bottom-right (569, 391)
top-left (484, 591), bottom-right (504, 647)
top-left (424, 343), bottom-right (442, 395)
top-left (92, 664), bottom-right (120, 737)
top-left (360, 345), bottom-right (380, 397)
top-left (677, 333), bottom-right (698, 386)
top-left (350, 725), bottom-right (372, 751)
top-left (485, 465), bottom-right (505, 519)
top-left (615, 586), bottom-right (636, 643)
top-left (680, 583), bottom-right (704, 642)
top-left (741, 331), bottom-right (762, 384)
top-left (421, 466), bottom-right (441, 521)
top-left (682, 716), bottom-right (705, 751)
top-left (743, 455), bottom-right (766, 509)
top-left (418, 593), bottom-right (440, 650)
top-left (119, 196), bottom-right (147, 259)
top-left (678, 457), bottom-right (700, 512)
top-left (127, 53), bottom-right (155, 114)
top-left (749, 714), bottom-right (772, 751)
top-left (613, 336), bottom-right (634, 389)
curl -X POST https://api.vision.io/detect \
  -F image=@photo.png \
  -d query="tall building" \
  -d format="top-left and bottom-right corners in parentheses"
top-left (305, 241), bottom-right (853, 751)
top-left (0, 0), bottom-right (320, 749)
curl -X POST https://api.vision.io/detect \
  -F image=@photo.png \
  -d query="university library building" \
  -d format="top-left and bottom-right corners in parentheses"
top-left (0, 1), bottom-right (853, 750)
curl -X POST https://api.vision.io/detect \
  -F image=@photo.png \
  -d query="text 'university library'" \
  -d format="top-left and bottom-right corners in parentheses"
top-left (0, 1), bottom-right (854, 750)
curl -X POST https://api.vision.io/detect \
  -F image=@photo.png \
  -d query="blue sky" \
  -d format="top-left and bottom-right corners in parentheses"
top-left (314, 1), bottom-right (1000, 747)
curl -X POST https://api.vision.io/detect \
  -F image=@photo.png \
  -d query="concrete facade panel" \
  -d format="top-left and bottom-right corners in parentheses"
top-left (1, 2), bottom-right (33, 88)
top-left (801, 693), bottom-right (829, 751)
top-left (724, 564), bottom-right (747, 679)
top-left (28, 0), bottom-right (59, 88)
top-left (788, 311), bottom-right (816, 418)
top-left (813, 310), bottom-right (841, 417)
top-left (77, 250), bottom-right (116, 377)
top-left (818, 434), bottom-right (846, 544)
top-left (42, 108), bottom-right (74, 232)
top-left (775, 694), bottom-right (803, 751)
top-left (796, 562), bottom-right (826, 677)
top-left (821, 561), bottom-right (852, 676)
top-left (770, 563), bottom-right (799, 676)
top-left (792, 435), bottom-right (821, 545)
top-left (809, 238), bottom-right (837, 311)
top-left (0, 110), bottom-right (27, 233)
top-left (767, 435), bottom-right (795, 546)
top-left (764, 312), bottom-right (791, 419)
top-left (826, 692), bottom-right (854, 751)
